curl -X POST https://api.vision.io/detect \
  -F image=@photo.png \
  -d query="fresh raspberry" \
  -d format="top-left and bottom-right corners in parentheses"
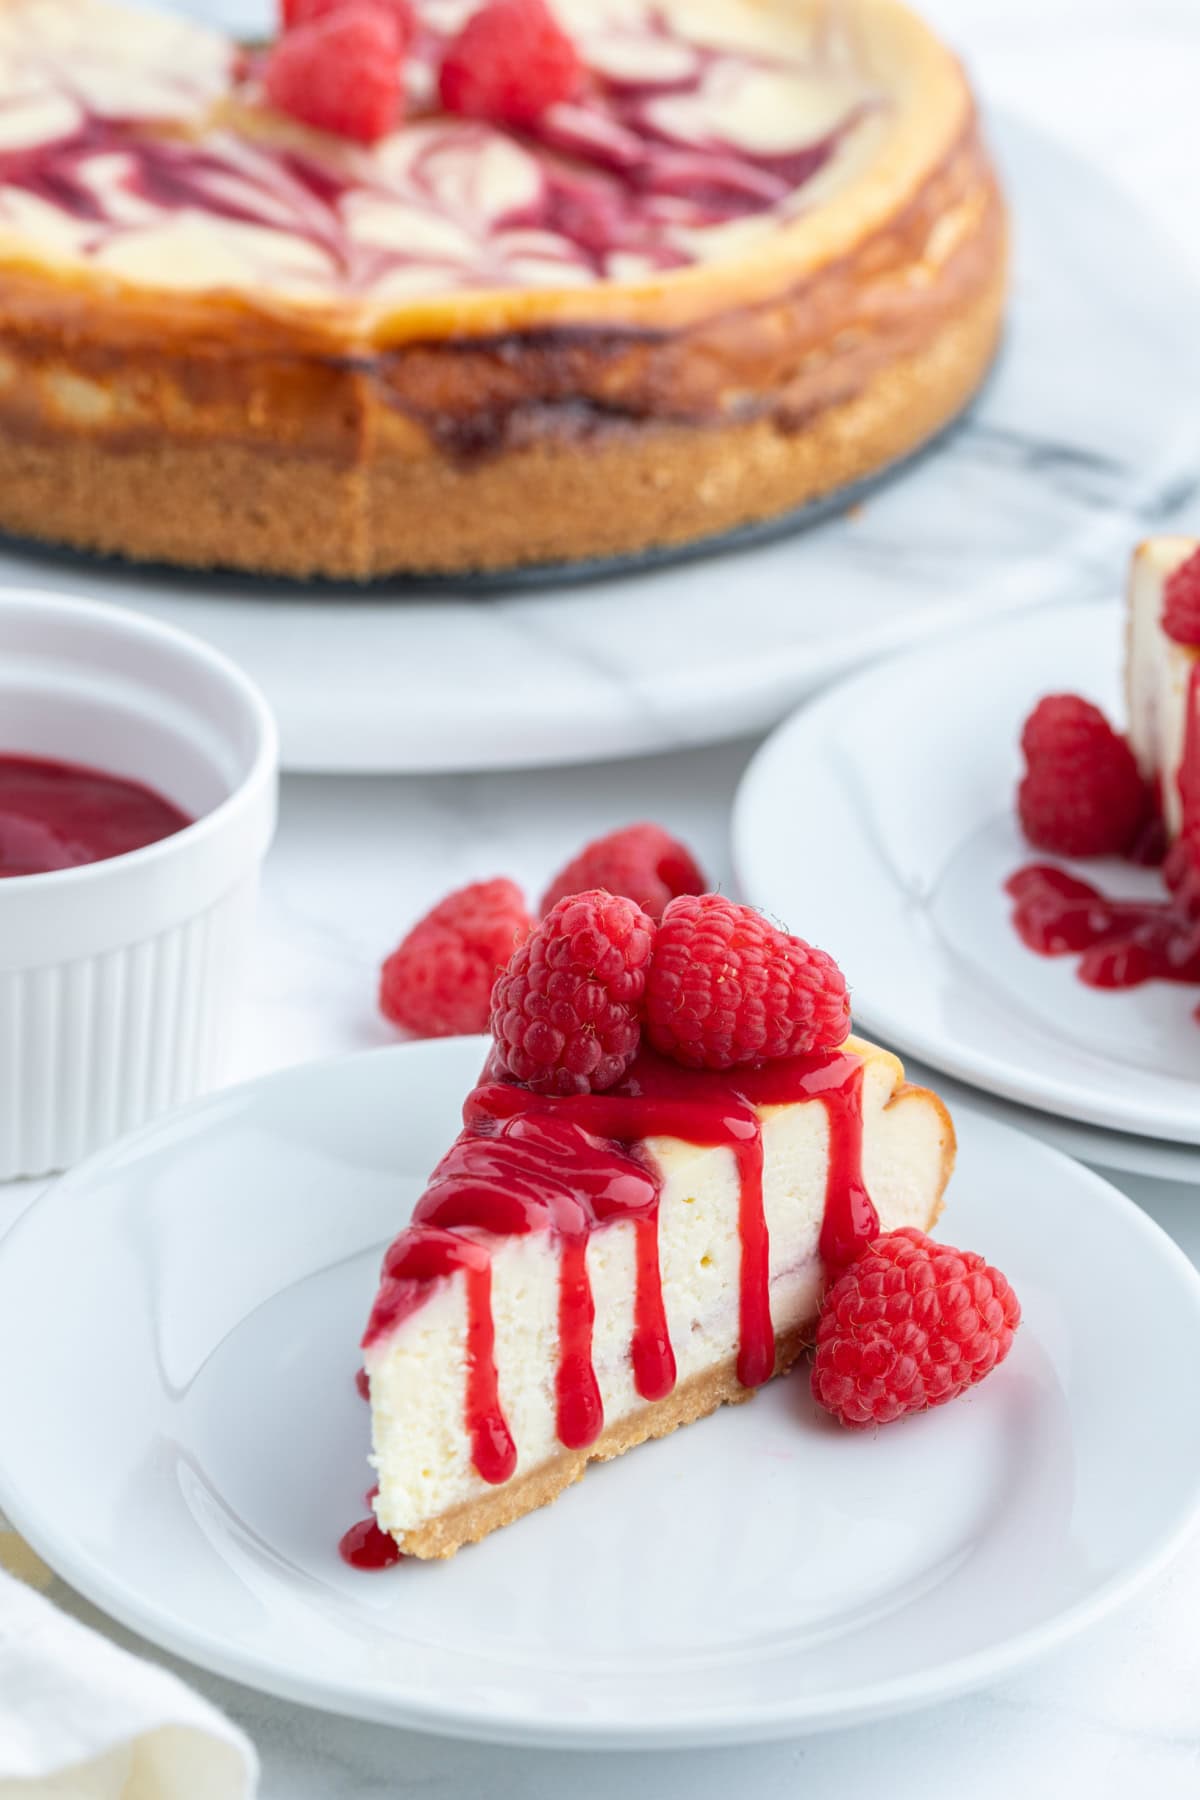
top-left (1174, 668), bottom-right (1200, 909)
top-left (380, 879), bottom-right (532, 1038)
top-left (1162, 545), bottom-right (1200, 646)
top-left (264, 5), bottom-right (403, 144)
top-left (280, 0), bottom-right (413, 44)
top-left (812, 1228), bottom-right (1021, 1428)
top-left (540, 823), bottom-right (706, 922)
top-left (438, 0), bottom-right (582, 127)
top-left (1017, 694), bottom-right (1151, 859)
top-left (643, 893), bottom-right (850, 1070)
top-left (490, 890), bottom-right (655, 1094)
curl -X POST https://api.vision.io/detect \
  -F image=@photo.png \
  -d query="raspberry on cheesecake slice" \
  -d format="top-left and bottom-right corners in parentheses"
top-left (360, 894), bottom-right (956, 1560)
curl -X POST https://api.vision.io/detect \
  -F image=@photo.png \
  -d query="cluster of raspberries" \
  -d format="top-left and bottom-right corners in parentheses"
top-left (380, 821), bottom-right (851, 1091)
top-left (380, 822), bottom-right (704, 1045)
top-left (491, 887), bottom-right (852, 1095)
top-left (265, 0), bottom-right (581, 144)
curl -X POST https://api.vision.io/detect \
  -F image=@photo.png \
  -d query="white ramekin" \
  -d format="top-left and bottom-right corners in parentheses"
top-left (0, 588), bottom-right (278, 1180)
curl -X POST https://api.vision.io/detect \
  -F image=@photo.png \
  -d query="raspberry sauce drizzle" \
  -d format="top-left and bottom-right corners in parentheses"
top-left (631, 1211), bottom-right (676, 1401)
top-left (370, 1225), bottom-right (518, 1483)
top-left (1007, 663), bottom-right (1200, 1005)
top-left (556, 1230), bottom-right (602, 1449)
top-left (463, 1257), bottom-right (519, 1482)
top-left (815, 1062), bottom-right (873, 1270)
top-left (729, 1115), bottom-right (772, 1387)
top-left (364, 1044), bottom-right (878, 1480)
top-left (338, 1516), bottom-right (403, 1570)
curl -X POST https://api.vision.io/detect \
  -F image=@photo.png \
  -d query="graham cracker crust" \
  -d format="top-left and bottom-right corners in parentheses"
top-left (398, 1323), bottom-right (811, 1561)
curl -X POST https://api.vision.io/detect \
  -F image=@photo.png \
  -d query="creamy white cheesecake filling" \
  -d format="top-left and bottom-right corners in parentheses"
top-left (366, 1041), bottom-right (948, 1540)
top-left (1126, 537), bottom-right (1200, 838)
top-left (0, 0), bottom-right (886, 300)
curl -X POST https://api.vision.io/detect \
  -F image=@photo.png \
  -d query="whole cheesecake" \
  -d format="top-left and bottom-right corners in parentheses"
top-left (0, 0), bottom-right (1007, 578)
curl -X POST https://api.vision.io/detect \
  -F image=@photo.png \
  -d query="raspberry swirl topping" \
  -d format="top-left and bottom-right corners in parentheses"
top-left (0, 0), bottom-right (881, 301)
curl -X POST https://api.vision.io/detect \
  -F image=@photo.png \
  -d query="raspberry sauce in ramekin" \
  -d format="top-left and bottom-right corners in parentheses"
top-left (0, 753), bottom-right (190, 877)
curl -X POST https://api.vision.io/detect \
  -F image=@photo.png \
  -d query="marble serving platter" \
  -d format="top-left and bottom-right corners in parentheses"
top-left (0, 115), bottom-right (1197, 772)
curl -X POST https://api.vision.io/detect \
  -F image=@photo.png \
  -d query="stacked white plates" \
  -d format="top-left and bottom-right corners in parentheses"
top-left (733, 599), bottom-right (1200, 1191)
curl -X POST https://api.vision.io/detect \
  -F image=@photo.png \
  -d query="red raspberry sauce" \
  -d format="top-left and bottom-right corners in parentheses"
top-left (0, 754), bottom-right (190, 877)
top-left (362, 1044), bottom-right (878, 1496)
top-left (1006, 663), bottom-right (1200, 1006)
top-left (338, 1516), bottom-right (403, 1570)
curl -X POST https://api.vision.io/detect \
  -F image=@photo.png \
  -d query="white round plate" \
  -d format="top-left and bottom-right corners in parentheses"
top-left (0, 118), bottom-right (1196, 773)
top-left (734, 598), bottom-right (1200, 1145)
top-left (898, 1057), bottom-right (1200, 1186)
top-left (2, 1039), bottom-right (1199, 1746)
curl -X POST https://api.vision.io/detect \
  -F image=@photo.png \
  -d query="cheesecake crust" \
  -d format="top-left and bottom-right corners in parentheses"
top-left (0, 0), bottom-right (1007, 578)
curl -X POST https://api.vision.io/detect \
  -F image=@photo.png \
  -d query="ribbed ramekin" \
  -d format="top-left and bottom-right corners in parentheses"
top-left (0, 589), bottom-right (278, 1179)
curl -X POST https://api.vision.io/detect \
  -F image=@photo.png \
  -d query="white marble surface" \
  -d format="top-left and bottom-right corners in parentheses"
top-left (5, 1), bottom-right (1200, 1793)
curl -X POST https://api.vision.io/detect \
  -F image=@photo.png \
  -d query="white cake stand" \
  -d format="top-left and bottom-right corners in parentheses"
top-left (0, 116), bottom-right (1196, 772)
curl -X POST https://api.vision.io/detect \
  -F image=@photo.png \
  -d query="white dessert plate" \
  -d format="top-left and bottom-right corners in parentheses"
top-left (1, 1038), bottom-right (1199, 1747)
top-left (734, 598), bottom-right (1200, 1146)
top-left (0, 118), bottom-right (1195, 773)
top-left (899, 1058), bottom-right (1200, 1187)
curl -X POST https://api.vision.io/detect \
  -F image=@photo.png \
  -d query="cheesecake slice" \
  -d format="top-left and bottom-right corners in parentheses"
top-left (363, 1034), bottom-right (954, 1560)
top-left (1127, 537), bottom-right (1200, 841)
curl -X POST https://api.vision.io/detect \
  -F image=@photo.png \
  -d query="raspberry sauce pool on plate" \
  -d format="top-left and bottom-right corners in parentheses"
top-left (0, 754), bottom-right (190, 876)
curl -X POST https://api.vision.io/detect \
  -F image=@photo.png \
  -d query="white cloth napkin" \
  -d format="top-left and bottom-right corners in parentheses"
top-left (0, 1542), bottom-right (257, 1800)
